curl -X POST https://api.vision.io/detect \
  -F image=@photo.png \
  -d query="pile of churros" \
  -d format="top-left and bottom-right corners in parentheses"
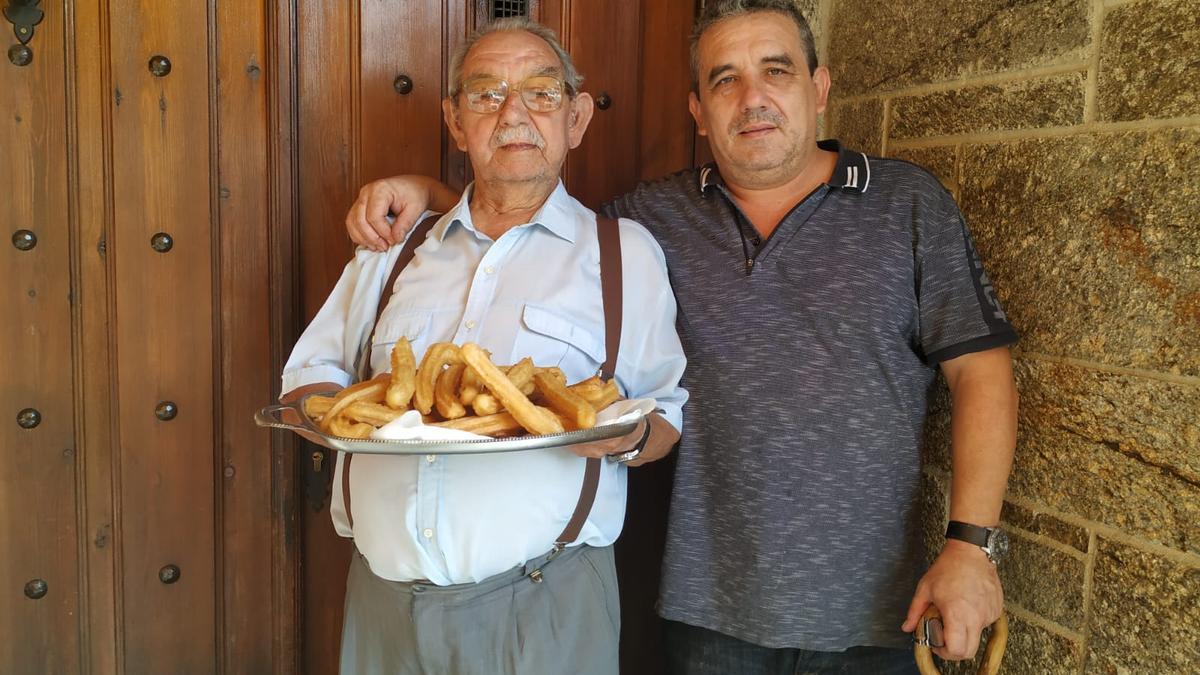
top-left (303, 340), bottom-right (621, 439)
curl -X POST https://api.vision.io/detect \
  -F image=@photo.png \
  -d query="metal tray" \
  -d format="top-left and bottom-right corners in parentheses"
top-left (255, 394), bottom-right (642, 455)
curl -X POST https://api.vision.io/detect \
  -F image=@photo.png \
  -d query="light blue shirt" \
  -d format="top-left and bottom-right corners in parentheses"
top-left (282, 181), bottom-right (687, 584)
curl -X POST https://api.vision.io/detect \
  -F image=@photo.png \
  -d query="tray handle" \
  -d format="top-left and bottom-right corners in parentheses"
top-left (255, 403), bottom-right (308, 432)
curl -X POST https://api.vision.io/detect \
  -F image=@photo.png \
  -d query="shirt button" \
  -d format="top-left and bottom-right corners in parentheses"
top-left (465, 320), bottom-right (477, 329)
top-left (425, 454), bottom-right (436, 463)
top-left (485, 266), bottom-right (495, 275)
top-left (422, 528), bottom-right (434, 539)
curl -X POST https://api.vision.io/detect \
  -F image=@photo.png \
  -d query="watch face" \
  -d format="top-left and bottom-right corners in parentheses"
top-left (986, 529), bottom-right (1010, 562)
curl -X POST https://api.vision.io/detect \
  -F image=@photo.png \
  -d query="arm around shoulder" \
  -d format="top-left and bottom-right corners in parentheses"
top-left (346, 175), bottom-right (462, 250)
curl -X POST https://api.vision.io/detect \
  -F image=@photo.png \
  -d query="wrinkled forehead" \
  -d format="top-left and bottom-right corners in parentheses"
top-left (698, 12), bottom-right (808, 71)
top-left (462, 30), bottom-right (564, 81)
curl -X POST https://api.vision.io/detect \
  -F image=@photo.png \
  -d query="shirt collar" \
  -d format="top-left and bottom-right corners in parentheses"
top-left (698, 138), bottom-right (872, 195)
top-left (436, 180), bottom-right (578, 244)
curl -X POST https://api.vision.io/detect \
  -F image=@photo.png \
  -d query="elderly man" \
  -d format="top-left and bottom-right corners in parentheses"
top-left (343, 1), bottom-right (1018, 673)
top-left (282, 17), bottom-right (686, 675)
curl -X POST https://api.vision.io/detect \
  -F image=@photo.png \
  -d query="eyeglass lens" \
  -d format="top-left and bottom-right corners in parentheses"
top-left (463, 76), bottom-right (565, 113)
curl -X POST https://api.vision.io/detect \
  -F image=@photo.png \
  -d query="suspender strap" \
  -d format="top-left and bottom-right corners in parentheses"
top-left (597, 218), bottom-right (623, 381)
top-left (343, 214), bottom-right (440, 529)
top-left (553, 217), bottom-right (622, 549)
top-left (375, 216), bottom-right (442, 334)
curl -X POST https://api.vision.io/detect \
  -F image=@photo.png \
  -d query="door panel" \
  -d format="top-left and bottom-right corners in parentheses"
top-left (298, 2), bottom-right (358, 305)
top-left (216, 1), bottom-right (279, 672)
top-left (73, 1), bottom-right (121, 672)
top-left (296, 4), bottom-right (358, 670)
top-left (563, 1), bottom-right (642, 208)
top-left (0, 4), bottom-right (80, 672)
top-left (360, 0), bottom-right (447, 185)
top-left (638, 0), bottom-right (697, 181)
top-left (109, 1), bottom-right (217, 670)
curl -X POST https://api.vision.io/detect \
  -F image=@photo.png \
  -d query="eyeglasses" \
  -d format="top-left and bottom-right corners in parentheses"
top-left (459, 75), bottom-right (571, 114)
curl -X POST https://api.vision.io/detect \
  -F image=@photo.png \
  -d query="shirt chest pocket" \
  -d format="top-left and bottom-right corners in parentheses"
top-left (511, 304), bottom-right (606, 380)
top-left (366, 309), bottom-right (433, 376)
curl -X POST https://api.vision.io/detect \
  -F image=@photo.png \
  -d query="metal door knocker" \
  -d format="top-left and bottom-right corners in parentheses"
top-left (5, 0), bottom-right (43, 67)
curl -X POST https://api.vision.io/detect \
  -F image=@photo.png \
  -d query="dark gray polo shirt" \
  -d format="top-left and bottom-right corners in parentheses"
top-left (604, 140), bottom-right (1017, 651)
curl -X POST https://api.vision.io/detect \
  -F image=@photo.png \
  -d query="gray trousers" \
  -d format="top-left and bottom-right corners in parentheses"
top-left (340, 544), bottom-right (620, 675)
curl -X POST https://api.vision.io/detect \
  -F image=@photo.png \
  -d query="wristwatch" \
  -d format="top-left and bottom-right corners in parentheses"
top-left (607, 418), bottom-right (653, 464)
top-left (945, 521), bottom-right (1009, 564)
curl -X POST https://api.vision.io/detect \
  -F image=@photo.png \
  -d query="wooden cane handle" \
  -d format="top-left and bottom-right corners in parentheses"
top-left (915, 605), bottom-right (1009, 675)
top-left (980, 611), bottom-right (1008, 675)
top-left (914, 605), bottom-right (941, 675)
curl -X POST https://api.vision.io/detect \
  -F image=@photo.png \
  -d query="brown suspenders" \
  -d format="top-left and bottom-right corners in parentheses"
top-left (555, 216), bottom-right (621, 549)
top-left (341, 215), bottom-right (623, 550)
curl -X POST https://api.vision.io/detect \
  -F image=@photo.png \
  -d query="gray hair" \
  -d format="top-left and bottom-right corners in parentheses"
top-left (689, 0), bottom-right (818, 90)
top-left (448, 17), bottom-right (583, 100)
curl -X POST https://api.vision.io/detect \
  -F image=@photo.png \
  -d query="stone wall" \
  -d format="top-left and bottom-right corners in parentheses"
top-left (815, 0), bottom-right (1200, 672)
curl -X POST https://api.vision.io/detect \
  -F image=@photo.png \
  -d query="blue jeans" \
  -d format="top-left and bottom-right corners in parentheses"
top-left (663, 620), bottom-right (920, 675)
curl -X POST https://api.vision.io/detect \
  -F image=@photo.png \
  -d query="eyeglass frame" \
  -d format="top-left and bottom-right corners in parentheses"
top-left (453, 73), bottom-right (577, 114)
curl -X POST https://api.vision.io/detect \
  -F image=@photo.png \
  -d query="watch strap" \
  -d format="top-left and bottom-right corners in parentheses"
top-left (945, 520), bottom-right (991, 547)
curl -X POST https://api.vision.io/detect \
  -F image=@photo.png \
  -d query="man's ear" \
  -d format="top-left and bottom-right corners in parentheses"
top-left (812, 66), bottom-right (832, 115)
top-left (443, 98), bottom-right (468, 152)
top-left (688, 91), bottom-right (708, 137)
top-left (566, 92), bottom-right (595, 149)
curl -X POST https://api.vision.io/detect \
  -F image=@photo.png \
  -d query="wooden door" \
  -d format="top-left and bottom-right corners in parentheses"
top-left (2, 1), bottom-right (298, 672)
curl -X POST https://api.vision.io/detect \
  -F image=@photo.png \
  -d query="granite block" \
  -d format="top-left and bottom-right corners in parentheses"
top-left (961, 129), bottom-right (1200, 376)
top-left (1087, 537), bottom-right (1200, 672)
top-left (890, 72), bottom-right (1085, 140)
top-left (999, 531), bottom-right (1087, 630)
top-left (1098, 0), bottom-right (1200, 122)
top-left (828, 0), bottom-right (1091, 96)
top-left (1009, 360), bottom-right (1200, 554)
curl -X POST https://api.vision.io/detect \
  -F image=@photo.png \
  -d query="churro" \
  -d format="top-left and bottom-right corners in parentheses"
top-left (386, 337), bottom-right (417, 409)
top-left (534, 371), bottom-right (597, 429)
top-left (460, 343), bottom-right (564, 435)
top-left (321, 374), bottom-right (389, 432)
top-left (435, 363), bottom-right (468, 419)
top-left (413, 342), bottom-right (462, 415)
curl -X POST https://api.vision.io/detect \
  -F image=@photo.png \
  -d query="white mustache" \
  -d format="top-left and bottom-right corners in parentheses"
top-left (730, 109), bottom-right (784, 135)
top-left (492, 125), bottom-right (545, 149)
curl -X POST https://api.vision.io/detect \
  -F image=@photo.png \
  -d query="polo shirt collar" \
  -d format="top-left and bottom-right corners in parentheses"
top-left (698, 138), bottom-right (872, 195)
top-left (437, 179), bottom-right (577, 244)
top-left (824, 139), bottom-right (871, 193)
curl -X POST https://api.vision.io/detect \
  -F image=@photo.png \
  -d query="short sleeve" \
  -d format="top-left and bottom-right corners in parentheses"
top-left (917, 210), bottom-right (1018, 364)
